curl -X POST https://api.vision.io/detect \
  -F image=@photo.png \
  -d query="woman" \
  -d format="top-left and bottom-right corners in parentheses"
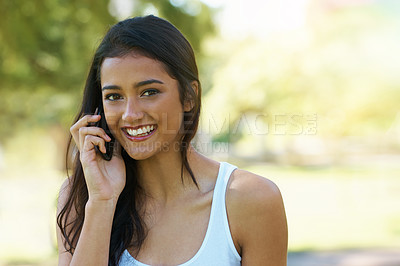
top-left (57, 15), bottom-right (287, 266)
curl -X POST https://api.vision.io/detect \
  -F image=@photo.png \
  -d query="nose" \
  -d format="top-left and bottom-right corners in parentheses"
top-left (122, 99), bottom-right (144, 122)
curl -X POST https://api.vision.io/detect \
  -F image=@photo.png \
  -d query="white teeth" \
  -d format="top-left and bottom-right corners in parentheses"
top-left (126, 125), bottom-right (155, 137)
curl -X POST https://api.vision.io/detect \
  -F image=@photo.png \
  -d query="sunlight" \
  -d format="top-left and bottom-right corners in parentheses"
top-left (209, 0), bottom-right (310, 38)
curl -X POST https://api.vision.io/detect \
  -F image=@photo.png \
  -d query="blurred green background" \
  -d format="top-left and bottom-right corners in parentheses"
top-left (0, 0), bottom-right (399, 265)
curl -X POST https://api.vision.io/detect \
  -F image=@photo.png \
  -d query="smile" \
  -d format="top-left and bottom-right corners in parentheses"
top-left (123, 124), bottom-right (157, 141)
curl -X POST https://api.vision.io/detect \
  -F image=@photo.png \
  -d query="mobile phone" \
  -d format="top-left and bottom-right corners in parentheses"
top-left (94, 107), bottom-right (115, 161)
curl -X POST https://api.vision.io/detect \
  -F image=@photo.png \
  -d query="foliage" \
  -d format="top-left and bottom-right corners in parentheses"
top-left (201, 1), bottom-right (400, 144)
top-left (0, 0), bottom-right (215, 140)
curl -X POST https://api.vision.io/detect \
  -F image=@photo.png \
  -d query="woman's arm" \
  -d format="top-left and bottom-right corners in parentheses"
top-left (57, 114), bottom-right (126, 265)
top-left (227, 169), bottom-right (288, 266)
top-left (57, 179), bottom-right (118, 266)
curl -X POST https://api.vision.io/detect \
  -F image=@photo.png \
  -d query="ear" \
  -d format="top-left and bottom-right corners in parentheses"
top-left (184, 81), bottom-right (199, 112)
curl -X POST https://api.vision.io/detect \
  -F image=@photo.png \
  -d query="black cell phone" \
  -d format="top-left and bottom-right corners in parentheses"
top-left (94, 107), bottom-right (115, 161)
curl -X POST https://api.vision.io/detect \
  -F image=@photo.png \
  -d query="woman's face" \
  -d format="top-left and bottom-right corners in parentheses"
top-left (100, 53), bottom-right (187, 160)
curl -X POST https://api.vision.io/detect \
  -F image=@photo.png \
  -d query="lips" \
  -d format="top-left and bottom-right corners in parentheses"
top-left (123, 124), bottom-right (157, 141)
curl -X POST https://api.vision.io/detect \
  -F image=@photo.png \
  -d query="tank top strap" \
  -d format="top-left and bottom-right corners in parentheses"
top-left (206, 162), bottom-right (241, 261)
top-left (118, 162), bottom-right (241, 266)
top-left (212, 162), bottom-right (238, 206)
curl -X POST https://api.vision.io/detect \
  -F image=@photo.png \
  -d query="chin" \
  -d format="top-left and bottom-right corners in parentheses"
top-left (122, 143), bottom-right (162, 161)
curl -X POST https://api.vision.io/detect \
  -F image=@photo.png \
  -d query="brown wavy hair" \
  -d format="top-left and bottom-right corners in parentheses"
top-left (57, 15), bottom-right (201, 265)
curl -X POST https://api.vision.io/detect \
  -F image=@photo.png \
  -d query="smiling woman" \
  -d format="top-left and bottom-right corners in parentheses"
top-left (56, 15), bottom-right (287, 266)
top-left (100, 55), bottom-right (188, 160)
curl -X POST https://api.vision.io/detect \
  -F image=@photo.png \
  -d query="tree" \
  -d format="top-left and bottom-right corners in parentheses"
top-left (0, 0), bottom-right (215, 139)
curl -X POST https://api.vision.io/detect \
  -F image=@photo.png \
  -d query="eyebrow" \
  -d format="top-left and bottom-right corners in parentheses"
top-left (101, 79), bottom-right (164, 91)
top-left (135, 79), bottom-right (164, 88)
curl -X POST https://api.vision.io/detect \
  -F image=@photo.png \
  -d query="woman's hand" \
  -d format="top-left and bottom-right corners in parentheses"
top-left (70, 114), bottom-right (126, 203)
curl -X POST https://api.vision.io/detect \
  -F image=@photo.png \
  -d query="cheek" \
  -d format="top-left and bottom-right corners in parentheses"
top-left (162, 108), bottom-right (184, 134)
top-left (104, 106), bottom-right (121, 132)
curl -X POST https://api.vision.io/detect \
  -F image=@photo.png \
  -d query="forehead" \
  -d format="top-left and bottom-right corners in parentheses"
top-left (101, 54), bottom-right (168, 78)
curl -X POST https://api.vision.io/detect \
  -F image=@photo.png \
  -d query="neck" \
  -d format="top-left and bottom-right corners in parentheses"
top-left (136, 143), bottom-right (199, 204)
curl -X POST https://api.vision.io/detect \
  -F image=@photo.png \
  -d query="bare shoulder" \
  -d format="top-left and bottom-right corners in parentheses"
top-left (227, 168), bottom-right (283, 212)
top-left (226, 168), bottom-right (288, 265)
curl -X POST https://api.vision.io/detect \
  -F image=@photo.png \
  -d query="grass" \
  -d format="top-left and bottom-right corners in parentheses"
top-left (1, 130), bottom-right (400, 264)
top-left (243, 163), bottom-right (400, 252)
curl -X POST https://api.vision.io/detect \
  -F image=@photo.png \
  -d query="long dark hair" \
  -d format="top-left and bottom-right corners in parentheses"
top-left (57, 15), bottom-right (201, 265)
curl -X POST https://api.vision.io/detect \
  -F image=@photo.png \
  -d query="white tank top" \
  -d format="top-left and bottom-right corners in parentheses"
top-left (118, 162), bottom-right (242, 266)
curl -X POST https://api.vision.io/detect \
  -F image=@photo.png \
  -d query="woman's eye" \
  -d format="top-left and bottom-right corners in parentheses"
top-left (141, 89), bottom-right (159, 97)
top-left (105, 93), bottom-right (122, 101)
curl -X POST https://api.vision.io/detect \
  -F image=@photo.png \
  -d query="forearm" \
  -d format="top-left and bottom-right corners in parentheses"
top-left (70, 200), bottom-right (117, 266)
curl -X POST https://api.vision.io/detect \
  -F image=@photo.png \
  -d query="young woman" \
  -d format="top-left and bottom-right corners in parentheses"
top-left (57, 15), bottom-right (287, 266)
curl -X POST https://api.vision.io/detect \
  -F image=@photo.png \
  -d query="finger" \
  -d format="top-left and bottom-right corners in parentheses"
top-left (79, 127), bottom-right (111, 141)
top-left (84, 114), bottom-right (101, 127)
top-left (87, 110), bottom-right (99, 126)
top-left (82, 135), bottom-right (106, 154)
top-left (70, 115), bottom-right (101, 150)
top-left (70, 114), bottom-right (101, 135)
top-left (79, 127), bottom-right (111, 152)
